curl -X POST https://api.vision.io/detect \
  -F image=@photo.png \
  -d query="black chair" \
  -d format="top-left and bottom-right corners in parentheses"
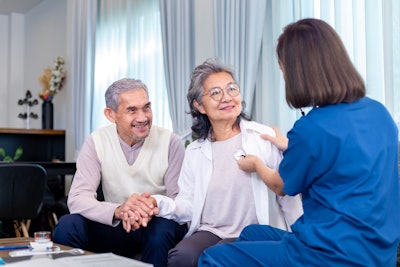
top-left (0, 163), bottom-right (47, 237)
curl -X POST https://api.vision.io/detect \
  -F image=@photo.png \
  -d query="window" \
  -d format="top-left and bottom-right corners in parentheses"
top-left (91, 0), bottom-right (172, 131)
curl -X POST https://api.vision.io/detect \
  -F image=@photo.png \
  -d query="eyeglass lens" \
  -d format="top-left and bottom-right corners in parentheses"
top-left (206, 84), bottom-right (240, 101)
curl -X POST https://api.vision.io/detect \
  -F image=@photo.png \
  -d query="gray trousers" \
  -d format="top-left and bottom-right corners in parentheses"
top-left (167, 230), bottom-right (236, 267)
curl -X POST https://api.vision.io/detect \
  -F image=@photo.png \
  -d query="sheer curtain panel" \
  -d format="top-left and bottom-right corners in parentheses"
top-left (159, 0), bottom-right (195, 137)
top-left (93, 0), bottom-right (172, 131)
top-left (213, 0), bottom-right (267, 116)
top-left (67, 0), bottom-right (97, 156)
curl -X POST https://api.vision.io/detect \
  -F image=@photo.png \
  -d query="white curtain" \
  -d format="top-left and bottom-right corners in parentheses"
top-left (213, 0), bottom-right (267, 116)
top-left (215, 0), bottom-right (400, 136)
top-left (92, 0), bottom-right (172, 131)
top-left (66, 0), bottom-right (97, 157)
top-left (159, 0), bottom-right (195, 137)
top-left (69, 0), bottom-right (400, 151)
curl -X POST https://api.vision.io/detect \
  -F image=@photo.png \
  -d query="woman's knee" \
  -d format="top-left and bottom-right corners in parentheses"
top-left (168, 241), bottom-right (200, 267)
top-left (167, 231), bottom-right (220, 267)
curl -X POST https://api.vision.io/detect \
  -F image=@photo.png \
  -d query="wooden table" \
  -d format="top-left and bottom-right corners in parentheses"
top-left (0, 237), bottom-right (92, 258)
top-left (0, 237), bottom-right (153, 266)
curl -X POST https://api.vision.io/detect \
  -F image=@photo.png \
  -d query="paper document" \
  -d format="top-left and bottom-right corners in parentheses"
top-left (2, 253), bottom-right (153, 267)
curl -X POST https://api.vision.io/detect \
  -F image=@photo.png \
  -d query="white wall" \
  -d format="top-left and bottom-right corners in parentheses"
top-left (0, 0), bottom-right (67, 130)
top-left (0, 15), bottom-right (10, 126)
top-left (25, 0), bottom-right (67, 130)
top-left (9, 14), bottom-right (25, 128)
top-left (0, 13), bottom-right (25, 128)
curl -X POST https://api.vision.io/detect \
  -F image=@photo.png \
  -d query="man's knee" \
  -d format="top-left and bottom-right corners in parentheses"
top-left (54, 214), bottom-right (86, 232)
top-left (147, 217), bottom-right (187, 245)
top-left (53, 214), bottom-right (87, 247)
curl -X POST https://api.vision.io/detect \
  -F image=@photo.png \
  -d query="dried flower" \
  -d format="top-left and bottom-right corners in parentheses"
top-left (38, 57), bottom-right (66, 101)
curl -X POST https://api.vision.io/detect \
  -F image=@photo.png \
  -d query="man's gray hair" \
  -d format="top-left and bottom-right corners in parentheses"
top-left (105, 78), bottom-right (149, 111)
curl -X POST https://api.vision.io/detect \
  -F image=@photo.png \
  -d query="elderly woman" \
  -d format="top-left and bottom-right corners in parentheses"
top-left (152, 58), bottom-right (303, 267)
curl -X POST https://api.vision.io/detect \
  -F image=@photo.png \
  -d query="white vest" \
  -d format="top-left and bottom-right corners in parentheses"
top-left (92, 124), bottom-right (171, 204)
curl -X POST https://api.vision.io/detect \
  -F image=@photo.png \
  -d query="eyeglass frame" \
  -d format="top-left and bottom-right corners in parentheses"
top-left (202, 83), bottom-right (241, 101)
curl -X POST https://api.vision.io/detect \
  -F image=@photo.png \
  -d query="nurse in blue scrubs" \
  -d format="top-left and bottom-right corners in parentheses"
top-left (198, 18), bottom-right (400, 267)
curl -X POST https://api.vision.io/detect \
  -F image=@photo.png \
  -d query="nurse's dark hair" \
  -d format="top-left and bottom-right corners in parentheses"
top-left (276, 18), bottom-right (365, 109)
top-left (187, 58), bottom-right (250, 141)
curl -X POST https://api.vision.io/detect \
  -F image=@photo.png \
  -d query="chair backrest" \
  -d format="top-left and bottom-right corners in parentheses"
top-left (0, 163), bottom-right (47, 220)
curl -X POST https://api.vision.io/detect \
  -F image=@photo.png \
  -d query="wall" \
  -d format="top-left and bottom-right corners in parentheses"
top-left (0, 13), bottom-right (25, 128)
top-left (0, 0), bottom-right (67, 130)
top-left (25, 0), bottom-right (67, 130)
top-left (0, 15), bottom-right (7, 125)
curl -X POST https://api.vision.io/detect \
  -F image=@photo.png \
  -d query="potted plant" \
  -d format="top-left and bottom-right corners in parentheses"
top-left (0, 147), bottom-right (23, 162)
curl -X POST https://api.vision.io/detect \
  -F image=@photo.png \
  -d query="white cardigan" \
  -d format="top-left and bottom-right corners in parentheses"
top-left (153, 120), bottom-right (303, 237)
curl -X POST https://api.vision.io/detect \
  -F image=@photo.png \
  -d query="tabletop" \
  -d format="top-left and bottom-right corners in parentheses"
top-left (0, 237), bottom-right (92, 258)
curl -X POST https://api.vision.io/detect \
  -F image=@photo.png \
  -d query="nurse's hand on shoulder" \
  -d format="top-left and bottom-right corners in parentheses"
top-left (261, 126), bottom-right (288, 151)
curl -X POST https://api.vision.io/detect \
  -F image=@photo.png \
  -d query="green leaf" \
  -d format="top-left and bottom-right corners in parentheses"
top-left (3, 156), bottom-right (13, 162)
top-left (0, 148), bottom-right (5, 158)
top-left (184, 140), bottom-right (191, 148)
top-left (13, 146), bottom-right (23, 161)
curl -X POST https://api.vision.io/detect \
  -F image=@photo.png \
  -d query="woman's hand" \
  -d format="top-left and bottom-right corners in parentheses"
top-left (260, 126), bottom-right (288, 151)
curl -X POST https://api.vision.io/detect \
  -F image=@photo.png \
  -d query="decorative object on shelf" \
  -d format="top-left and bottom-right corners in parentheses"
top-left (17, 90), bottom-right (38, 129)
top-left (42, 99), bottom-right (54, 129)
top-left (38, 56), bottom-right (66, 129)
top-left (0, 146), bottom-right (23, 162)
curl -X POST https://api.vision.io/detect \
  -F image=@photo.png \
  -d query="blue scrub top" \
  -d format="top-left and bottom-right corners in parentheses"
top-left (280, 97), bottom-right (400, 266)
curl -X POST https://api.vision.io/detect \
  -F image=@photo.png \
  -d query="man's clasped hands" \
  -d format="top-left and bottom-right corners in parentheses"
top-left (114, 192), bottom-right (158, 232)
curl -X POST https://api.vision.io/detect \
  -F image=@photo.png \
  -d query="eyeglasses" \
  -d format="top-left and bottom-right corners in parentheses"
top-left (203, 83), bottom-right (240, 101)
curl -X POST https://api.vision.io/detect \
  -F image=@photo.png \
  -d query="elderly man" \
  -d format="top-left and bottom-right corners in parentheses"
top-left (53, 78), bottom-right (187, 267)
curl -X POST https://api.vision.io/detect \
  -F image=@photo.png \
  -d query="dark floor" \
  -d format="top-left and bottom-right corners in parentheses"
top-left (0, 211), bottom-right (55, 238)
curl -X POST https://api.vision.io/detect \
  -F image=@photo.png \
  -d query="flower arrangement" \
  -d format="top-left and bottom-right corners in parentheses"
top-left (38, 56), bottom-right (66, 101)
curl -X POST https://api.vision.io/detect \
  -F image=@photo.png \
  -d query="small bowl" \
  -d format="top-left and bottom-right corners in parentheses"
top-left (30, 241), bottom-right (53, 251)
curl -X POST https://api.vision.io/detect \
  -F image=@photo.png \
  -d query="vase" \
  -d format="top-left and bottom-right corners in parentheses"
top-left (42, 100), bottom-right (54, 129)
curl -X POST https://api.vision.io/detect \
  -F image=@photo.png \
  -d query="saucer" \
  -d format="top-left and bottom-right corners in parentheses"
top-left (29, 241), bottom-right (53, 251)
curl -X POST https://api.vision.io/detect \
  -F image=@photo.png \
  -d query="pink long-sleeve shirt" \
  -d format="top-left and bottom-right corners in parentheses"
top-left (67, 130), bottom-right (184, 226)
